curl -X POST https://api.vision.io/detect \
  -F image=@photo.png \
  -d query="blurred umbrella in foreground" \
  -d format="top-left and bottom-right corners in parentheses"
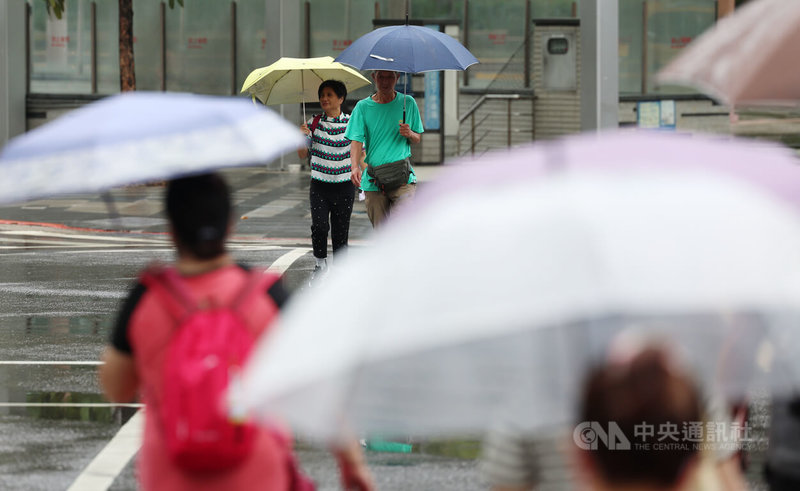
top-left (658, 0), bottom-right (800, 107)
top-left (0, 91), bottom-right (305, 205)
top-left (240, 131), bottom-right (800, 442)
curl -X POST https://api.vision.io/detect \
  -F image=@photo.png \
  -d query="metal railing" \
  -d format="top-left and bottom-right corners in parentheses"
top-left (458, 93), bottom-right (535, 156)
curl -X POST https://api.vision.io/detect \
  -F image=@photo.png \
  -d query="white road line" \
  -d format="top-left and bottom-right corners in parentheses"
top-left (0, 248), bottom-right (175, 255)
top-left (0, 230), bottom-right (169, 244)
top-left (67, 410), bottom-right (144, 491)
top-left (0, 361), bottom-right (103, 365)
top-left (0, 285), bottom-right (125, 299)
top-left (66, 248), bottom-right (310, 490)
top-left (0, 238), bottom-right (126, 247)
top-left (0, 403), bottom-right (142, 408)
top-left (267, 247), bottom-right (311, 274)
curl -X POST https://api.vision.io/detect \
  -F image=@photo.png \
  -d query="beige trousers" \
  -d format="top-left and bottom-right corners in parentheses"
top-left (364, 183), bottom-right (416, 227)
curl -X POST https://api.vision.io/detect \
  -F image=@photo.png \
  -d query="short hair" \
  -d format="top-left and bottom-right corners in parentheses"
top-left (318, 79), bottom-right (347, 103)
top-left (579, 347), bottom-right (701, 488)
top-left (166, 173), bottom-right (231, 260)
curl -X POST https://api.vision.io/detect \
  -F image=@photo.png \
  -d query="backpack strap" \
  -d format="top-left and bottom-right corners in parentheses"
top-left (309, 114), bottom-right (323, 135)
top-left (140, 266), bottom-right (282, 321)
top-left (229, 268), bottom-right (281, 312)
top-left (140, 266), bottom-right (197, 322)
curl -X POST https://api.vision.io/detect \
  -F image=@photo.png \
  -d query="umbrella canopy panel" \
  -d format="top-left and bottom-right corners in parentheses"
top-left (657, 0), bottom-right (800, 107)
top-left (334, 25), bottom-right (478, 73)
top-left (241, 56), bottom-right (371, 105)
top-left (0, 92), bottom-right (305, 205)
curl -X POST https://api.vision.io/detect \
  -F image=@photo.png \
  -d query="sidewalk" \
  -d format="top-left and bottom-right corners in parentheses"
top-left (0, 164), bottom-right (447, 244)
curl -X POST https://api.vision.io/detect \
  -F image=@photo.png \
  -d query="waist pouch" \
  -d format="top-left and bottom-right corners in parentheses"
top-left (367, 158), bottom-right (410, 192)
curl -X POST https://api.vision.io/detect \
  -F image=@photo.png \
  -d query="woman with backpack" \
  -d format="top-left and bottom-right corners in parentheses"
top-left (99, 173), bottom-right (373, 490)
top-left (297, 79), bottom-right (355, 285)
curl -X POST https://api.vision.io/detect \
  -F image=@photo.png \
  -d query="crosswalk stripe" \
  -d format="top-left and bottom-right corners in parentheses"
top-left (0, 361), bottom-right (103, 365)
top-left (66, 411), bottom-right (144, 491)
top-left (0, 284), bottom-right (126, 299)
top-left (0, 230), bottom-right (169, 244)
top-left (267, 247), bottom-right (310, 274)
top-left (0, 403), bottom-right (143, 408)
top-left (0, 230), bottom-right (295, 252)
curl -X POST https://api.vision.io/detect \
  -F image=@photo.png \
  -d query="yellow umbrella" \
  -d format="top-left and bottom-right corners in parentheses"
top-left (241, 56), bottom-right (371, 120)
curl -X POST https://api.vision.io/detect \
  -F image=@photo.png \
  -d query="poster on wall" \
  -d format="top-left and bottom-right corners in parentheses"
top-left (45, 13), bottom-right (69, 67)
top-left (637, 100), bottom-right (676, 130)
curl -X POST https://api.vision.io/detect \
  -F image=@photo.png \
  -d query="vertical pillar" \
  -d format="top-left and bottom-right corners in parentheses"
top-left (580, 0), bottom-right (619, 131)
top-left (1, 0), bottom-right (27, 147)
top-left (264, 0), bottom-right (302, 169)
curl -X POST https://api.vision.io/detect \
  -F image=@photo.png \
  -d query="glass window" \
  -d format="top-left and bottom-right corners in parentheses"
top-left (165, 0), bottom-right (233, 95)
top-left (29, 0), bottom-right (93, 94)
top-left (620, 0), bottom-right (716, 96)
top-left (131, 0), bottom-right (163, 92)
top-left (235, 0), bottom-right (267, 95)
top-left (464, 0), bottom-right (526, 90)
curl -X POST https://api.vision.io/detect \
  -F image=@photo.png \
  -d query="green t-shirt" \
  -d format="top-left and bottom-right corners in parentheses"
top-left (344, 92), bottom-right (425, 192)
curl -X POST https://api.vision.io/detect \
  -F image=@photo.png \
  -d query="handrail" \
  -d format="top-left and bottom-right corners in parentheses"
top-left (458, 93), bottom-right (535, 156)
top-left (460, 93), bottom-right (523, 124)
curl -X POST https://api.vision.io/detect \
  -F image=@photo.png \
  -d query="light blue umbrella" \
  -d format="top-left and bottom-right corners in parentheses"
top-left (0, 91), bottom-right (305, 205)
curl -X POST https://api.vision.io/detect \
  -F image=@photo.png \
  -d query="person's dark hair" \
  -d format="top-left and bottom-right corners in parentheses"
top-left (579, 347), bottom-right (701, 488)
top-left (166, 173), bottom-right (231, 260)
top-left (318, 79), bottom-right (347, 103)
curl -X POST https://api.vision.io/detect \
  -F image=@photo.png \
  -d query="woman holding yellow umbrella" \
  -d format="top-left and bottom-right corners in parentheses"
top-left (297, 80), bottom-right (355, 285)
top-left (241, 57), bottom-right (370, 284)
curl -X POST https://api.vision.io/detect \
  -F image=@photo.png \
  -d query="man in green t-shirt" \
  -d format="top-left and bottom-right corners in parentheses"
top-left (345, 70), bottom-right (424, 227)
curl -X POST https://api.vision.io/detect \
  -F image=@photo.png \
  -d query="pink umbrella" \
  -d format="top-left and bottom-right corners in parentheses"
top-left (657, 0), bottom-right (800, 107)
top-left (240, 130), bottom-right (800, 441)
top-left (408, 129), bottom-right (800, 218)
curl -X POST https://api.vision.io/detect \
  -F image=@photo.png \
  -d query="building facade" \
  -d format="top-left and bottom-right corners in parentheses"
top-left (2, 0), bottom-right (732, 161)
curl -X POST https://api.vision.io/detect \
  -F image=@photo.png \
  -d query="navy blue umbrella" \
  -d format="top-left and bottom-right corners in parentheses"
top-left (334, 24), bottom-right (478, 122)
top-left (334, 25), bottom-right (478, 74)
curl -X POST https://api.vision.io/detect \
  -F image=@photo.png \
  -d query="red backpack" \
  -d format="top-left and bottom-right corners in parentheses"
top-left (142, 267), bottom-right (279, 472)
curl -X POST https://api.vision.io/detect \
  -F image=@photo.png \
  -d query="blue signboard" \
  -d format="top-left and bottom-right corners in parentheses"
top-left (423, 25), bottom-right (442, 130)
top-left (424, 71), bottom-right (441, 130)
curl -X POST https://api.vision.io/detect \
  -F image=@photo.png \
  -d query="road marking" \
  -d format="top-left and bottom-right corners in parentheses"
top-left (0, 361), bottom-right (103, 365)
top-left (66, 248), bottom-right (310, 490)
top-left (0, 284), bottom-right (126, 299)
top-left (67, 410), bottom-right (144, 491)
top-left (267, 247), bottom-right (310, 274)
top-left (0, 403), bottom-right (142, 408)
top-left (0, 230), bottom-right (169, 244)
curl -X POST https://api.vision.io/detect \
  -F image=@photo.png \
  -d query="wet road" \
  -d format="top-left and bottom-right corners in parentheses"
top-left (0, 167), bottom-right (771, 490)
top-left (0, 222), bottom-right (482, 490)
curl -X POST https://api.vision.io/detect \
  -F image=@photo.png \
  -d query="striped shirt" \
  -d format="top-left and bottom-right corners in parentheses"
top-left (306, 113), bottom-right (351, 184)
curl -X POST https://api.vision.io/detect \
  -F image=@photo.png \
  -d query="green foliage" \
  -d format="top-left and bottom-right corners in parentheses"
top-left (43, 0), bottom-right (65, 19)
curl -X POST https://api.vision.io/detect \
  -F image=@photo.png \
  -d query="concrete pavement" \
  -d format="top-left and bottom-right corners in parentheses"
top-left (0, 164), bottom-right (447, 245)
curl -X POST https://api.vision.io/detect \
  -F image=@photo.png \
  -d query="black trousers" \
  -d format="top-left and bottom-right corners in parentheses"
top-left (309, 179), bottom-right (355, 259)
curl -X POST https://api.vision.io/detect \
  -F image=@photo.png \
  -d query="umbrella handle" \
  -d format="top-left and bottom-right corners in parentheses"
top-left (403, 73), bottom-right (407, 124)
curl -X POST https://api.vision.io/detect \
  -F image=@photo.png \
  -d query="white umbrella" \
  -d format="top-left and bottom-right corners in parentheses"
top-left (240, 131), bottom-right (800, 442)
top-left (0, 91), bottom-right (306, 205)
